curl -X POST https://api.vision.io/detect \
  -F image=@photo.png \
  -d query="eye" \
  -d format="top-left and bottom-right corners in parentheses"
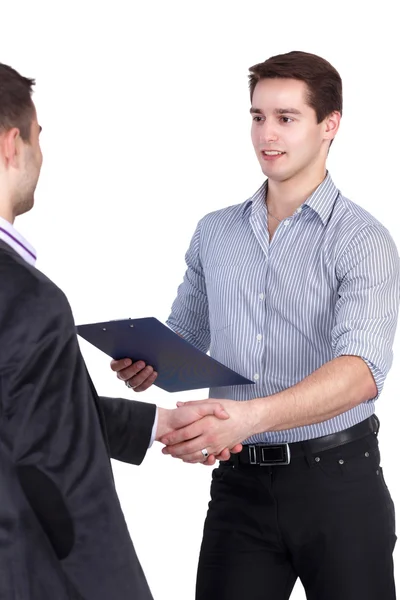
top-left (252, 116), bottom-right (264, 123)
top-left (279, 116), bottom-right (294, 124)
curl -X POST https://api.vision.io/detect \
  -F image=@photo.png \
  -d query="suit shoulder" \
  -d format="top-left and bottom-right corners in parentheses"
top-left (0, 249), bottom-right (73, 324)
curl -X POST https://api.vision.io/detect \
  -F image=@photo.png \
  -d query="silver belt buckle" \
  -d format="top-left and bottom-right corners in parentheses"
top-left (249, 443), bottom-right (291, 466)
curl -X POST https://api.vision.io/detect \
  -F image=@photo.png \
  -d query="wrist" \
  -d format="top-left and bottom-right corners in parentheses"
top-left (249, 397), bottom-right (271, 436)
top-left (155, 407), bottom-right (173, 442)
top-left (233, 399), bottom-right (264, 441)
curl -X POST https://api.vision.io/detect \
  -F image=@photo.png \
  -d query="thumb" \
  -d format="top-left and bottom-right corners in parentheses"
top-left (177, 399), bottom-right (221, 408)
top-left (195, 403), bottom-right (230, 420)
top-left (213, 404), bottom-right (230, 420)
top-left (177, 400), bottom-right (203, 408)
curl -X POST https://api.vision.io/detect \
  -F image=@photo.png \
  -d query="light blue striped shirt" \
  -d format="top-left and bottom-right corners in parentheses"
top-left (167, 173), bottom-right (400, 443)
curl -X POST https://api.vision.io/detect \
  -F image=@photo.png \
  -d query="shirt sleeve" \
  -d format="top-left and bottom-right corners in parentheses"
top-left (332, 225), bottom-right (400, 397)
top-left (149, 407), bottom-right (158, 447)
top-left (166, 218), bottom-right (211, 352)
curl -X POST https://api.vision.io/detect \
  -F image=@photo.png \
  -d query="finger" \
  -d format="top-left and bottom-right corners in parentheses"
top-left (160, 420), bottom-right (205, 447)
top-left (180, 450), bottom-right (217, 463)
top-left (185, 455), bottom-right (217, 465)
top-left (230, 443), bottom-right (243, 454)
top-left (181, 455), bottom-right (209, 464)
top-left (116, 361), bottom-right (147, 381)
top-left (162, 434), bottom-right (209, 458)
top-left (217, 448), bottom-right (231, 461)
top-left (125, 365), bottom-right (154, 387)
top-left (110, 358), bottom-right (132, 372)
top-left (132, 371), bottom-right (158, 393)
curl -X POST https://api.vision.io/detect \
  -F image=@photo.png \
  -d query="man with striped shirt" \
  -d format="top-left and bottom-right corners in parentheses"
top-left (114, 51), bottom-right (400, 598)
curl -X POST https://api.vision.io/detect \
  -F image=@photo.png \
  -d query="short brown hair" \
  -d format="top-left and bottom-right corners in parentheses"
top-left (0, 63), bottom-right (36, 141)
top-left (249, 51), bottom-right (342, 123)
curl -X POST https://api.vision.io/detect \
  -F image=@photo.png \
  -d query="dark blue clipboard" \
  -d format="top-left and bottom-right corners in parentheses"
top-left (76, 317), bottom-right (254, 393)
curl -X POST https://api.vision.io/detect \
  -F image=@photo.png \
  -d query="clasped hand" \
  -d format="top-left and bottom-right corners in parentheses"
top-left (110, 358), bottom-right (255, 466)
top-left (159, 399), bottom-right (256, 466)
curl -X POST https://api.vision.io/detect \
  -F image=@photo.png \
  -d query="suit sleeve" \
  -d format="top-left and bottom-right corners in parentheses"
top-left (98, 396), bottom-right (156, 465)
top-left (1, 273), bottom-right (153, 599)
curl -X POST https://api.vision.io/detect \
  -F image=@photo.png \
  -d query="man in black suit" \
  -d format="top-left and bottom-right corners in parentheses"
top-left (0, 63), bottom-right (232, 599)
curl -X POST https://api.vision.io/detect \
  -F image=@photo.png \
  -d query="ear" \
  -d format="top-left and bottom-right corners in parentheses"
top-left (323, 111), bottom-right (341, 142)
top-left (0, 128), bottom-right (22, 169)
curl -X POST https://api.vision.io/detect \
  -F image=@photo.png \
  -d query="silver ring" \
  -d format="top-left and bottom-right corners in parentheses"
top-left (201, 448), bottom-right (209, 459)
top-left (125, 380), bottom-right (133, 389)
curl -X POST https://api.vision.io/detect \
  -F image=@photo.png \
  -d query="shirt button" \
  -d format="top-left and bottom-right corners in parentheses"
top-left (296, 207), bottom-right (302, 213)
top-left (283, 220), bottom-right (290, 227)
top-left (256, 334), bottom-right (262, 341)
top-left (259, 293), bottom-right (265, 300)
top-left (253, 373), bottom-right (260, 381)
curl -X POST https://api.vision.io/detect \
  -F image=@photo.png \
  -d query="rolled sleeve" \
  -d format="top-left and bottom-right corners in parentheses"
top-left (166, 219), bottom-right (210, 352)
top-left (332, 225), bottom-right (400, 397)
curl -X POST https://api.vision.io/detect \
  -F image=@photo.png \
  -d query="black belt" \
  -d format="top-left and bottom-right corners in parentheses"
top-left (227, 415), bottom-right (379, 467)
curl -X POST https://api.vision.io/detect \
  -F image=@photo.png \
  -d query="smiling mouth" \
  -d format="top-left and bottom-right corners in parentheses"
top-left (261, 150), bottom-right (285, 156)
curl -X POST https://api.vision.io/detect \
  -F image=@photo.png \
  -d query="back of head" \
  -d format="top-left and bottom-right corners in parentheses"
top-left (248, 51), bottom-right (342, 123)
top-left (0, 63), bottom-right (36, 141)
top-left (0, 65), bottom-right (41, 221)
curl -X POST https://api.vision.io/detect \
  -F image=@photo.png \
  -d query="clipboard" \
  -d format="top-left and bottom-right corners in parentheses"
top-left (76, 317), bottom-right (254, 393)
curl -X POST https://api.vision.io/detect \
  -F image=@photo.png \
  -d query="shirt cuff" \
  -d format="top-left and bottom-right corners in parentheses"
top-left (148, 407), bottom-right (158, 448)
top-left (361, 358), bottom-right (382, 400)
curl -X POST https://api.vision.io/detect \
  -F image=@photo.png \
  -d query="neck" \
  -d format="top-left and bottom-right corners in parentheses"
top-left (0, 188), bottom-right (14, 224)
top-left (266, 164), bottom-right (327, 218)
top-left (0, 207), bottom-right (14, 225)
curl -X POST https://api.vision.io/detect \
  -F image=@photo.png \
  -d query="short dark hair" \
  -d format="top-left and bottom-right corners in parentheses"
top-left (249, 51), bottom-right (342, 123)
top-left (0, 63), bottom-right (36, 141)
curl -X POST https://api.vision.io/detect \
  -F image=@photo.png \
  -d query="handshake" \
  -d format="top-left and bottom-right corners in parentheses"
top-left (111, 358), bottom-right (253, 466)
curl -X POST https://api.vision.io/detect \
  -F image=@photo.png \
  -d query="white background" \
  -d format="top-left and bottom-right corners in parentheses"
top-left (1, 1), bottom-right (399, 598)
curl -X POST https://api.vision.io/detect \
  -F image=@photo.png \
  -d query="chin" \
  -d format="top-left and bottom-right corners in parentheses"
top-left (261, 167), bottom-right (289, 183)
top-left (15, 197), bottom-right (35, 217)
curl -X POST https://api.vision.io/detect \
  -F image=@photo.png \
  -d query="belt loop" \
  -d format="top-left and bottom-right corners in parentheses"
top-left (365, 415), bottom-right (380, 452)
top-left (249, 445), bottom-right (257, 465)
top-left (373, 414), bottom-right (380, 436)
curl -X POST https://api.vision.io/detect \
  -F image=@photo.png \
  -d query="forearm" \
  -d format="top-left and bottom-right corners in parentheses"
top-left (251, 356), bottom-right (377, 435)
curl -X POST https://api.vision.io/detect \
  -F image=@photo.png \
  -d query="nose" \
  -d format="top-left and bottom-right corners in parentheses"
top-left (258, 119), bottom-right (278, 144)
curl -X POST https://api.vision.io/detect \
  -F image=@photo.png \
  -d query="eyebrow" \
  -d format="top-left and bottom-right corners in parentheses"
top-left (249, 107), bottom-right (302, 116)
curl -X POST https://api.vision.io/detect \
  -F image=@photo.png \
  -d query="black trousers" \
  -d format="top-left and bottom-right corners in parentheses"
top-left (196, 432), bottom-right (396, 600)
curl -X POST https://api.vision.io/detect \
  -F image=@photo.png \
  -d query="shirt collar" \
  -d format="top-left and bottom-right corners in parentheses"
top-left (242, 171), bottom-right (340, 226)
top-left (242, 180), bottom-right (268, 216)
top-left (304, 172), bottom-right (340, 225)
top-left (0, 215), bottom-right (37, 266)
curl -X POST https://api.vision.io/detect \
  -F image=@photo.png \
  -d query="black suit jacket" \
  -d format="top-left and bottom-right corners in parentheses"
top-left (0, 240), bottom-right (156, 599)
